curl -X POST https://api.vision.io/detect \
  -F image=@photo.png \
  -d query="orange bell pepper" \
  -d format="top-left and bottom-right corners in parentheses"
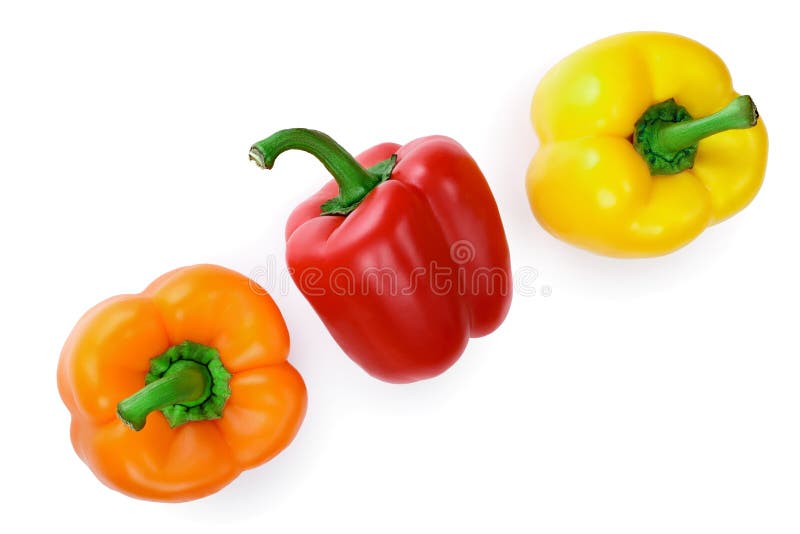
top-left (57, 264), bottom-right (307, 502)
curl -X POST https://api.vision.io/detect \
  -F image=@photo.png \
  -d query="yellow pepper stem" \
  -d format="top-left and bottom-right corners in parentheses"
top-left (656, 96), bottom-right (758, 153)
top-left (633, 95), bottom-right (759, 175)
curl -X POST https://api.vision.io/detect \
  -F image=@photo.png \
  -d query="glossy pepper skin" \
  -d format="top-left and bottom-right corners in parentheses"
top-left (527, 32), bottom-right (768, 257)
top-left (57, 264), bottom-right (307, 502)
top-left (250, 130), bottom-right (511, 383)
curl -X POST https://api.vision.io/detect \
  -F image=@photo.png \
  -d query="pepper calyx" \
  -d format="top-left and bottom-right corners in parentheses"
top-left (116, 341), bottom-right (232, 431)
top-left (320, 155), bottom-right (397, 215)
top-left (633, 95), bottom-right (759, 176)
top-left (633, 99), bottom-right (697, 175)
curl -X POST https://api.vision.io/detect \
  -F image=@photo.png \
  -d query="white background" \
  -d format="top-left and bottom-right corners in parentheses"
top-left (2, 1), bottom-right (797, 532)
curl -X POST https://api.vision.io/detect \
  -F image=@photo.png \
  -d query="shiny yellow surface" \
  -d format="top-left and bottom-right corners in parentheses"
top-left (527, 32), bottom-right (768, 257)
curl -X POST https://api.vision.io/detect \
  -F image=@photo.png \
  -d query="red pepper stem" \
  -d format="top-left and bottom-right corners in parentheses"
top-left (117, 360), bottom-right (211, 431)
top-left (250, 128), bottom-right (389, 215)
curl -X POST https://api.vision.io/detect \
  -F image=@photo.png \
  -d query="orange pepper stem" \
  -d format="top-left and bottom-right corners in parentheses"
top-left (117, 361), bottom-right (211, 431)
top-left (116, 341), bottom-right (231, 431)
top-left (249, 128), bottom-right (396, 216)
top-left (633, 95), bottom-right (759, 175)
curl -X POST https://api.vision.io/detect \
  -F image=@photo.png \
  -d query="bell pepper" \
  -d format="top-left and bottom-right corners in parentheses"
top-left (249, 129), bottom-right (511, 383)
top-left (526, 32), bottom-right (768, 257)
top-left (57, 264), bottom-right (307, 502)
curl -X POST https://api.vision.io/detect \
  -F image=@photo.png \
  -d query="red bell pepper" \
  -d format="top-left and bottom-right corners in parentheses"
top-left (249, 129), bottom-right (511, 383)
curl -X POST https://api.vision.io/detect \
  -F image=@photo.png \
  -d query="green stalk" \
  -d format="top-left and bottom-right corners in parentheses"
top-left (117, 361), bottom-right (210, 431)
top-left (654, 96), bottom-right (758, 153)
top-left (249, 128), bottom-right (396, 215)
top-left (633, 95), bottom-right (759, 175)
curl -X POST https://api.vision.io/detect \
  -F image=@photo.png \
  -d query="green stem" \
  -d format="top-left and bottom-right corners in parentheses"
top-left (654, 95), bottom-right (759, 153)
top-left (117, 360), bottom-right (211, 431)
top-left (633, 95), bottom-right (760, 175)
top-left (249, 128), bottom-right (396, 215)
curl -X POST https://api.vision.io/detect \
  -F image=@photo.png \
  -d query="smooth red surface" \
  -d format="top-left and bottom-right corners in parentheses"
top-left (286, 137), bottom-right (511, 383)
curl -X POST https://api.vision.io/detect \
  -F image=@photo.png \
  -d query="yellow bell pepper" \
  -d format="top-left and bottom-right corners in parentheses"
top-left (526, 32), bottom-right (768, 257)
